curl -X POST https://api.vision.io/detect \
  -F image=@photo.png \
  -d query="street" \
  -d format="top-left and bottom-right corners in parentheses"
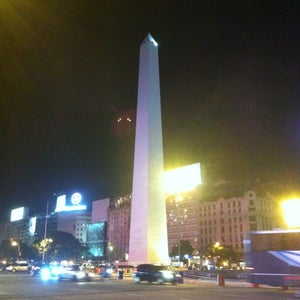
top-left (1, 273), bottom-right (300, 300)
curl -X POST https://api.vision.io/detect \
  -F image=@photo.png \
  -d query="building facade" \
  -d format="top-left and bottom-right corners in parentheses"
top-left (106, 181), bottom-right (281, 262)
top-left (107, 194), bottom-right (131, 261)
top-left (0, 180), bottom-right (282, 264)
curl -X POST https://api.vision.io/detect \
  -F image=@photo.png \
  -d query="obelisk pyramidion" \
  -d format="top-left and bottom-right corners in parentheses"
top-left (128, 34), bottom-right (169, 265)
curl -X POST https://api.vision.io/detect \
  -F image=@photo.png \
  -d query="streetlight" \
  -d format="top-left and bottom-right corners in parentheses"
top-left (42, 202), bottom-right (49, 263)
top-left (108, 243), bottom-right (113, 263)
top-left (11, 241), bottom-right (21, 258)
top-left (174, 194), bottom-right (188, 265)
top-left (212, 241), bottom-right (223, 267)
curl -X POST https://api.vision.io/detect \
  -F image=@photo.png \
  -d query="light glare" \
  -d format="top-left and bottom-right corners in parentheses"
top-left (164, 163), bottom-right (202, 193)
top-left (282, 198), bottom-right (300, 228)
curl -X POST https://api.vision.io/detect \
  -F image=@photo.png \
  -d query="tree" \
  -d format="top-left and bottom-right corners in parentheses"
top-left (0, 240), bottom-right (14, 261)
top-left (169, 240), bottom-right (194, 258)
top-left (0, 240), bottom-right (34, 262)
top-left (33, 231), bottom-right (89, 262)
top-left (49, 231), bottom-right (89, 262)
top-left (203, 242), bottom-right (237, 267)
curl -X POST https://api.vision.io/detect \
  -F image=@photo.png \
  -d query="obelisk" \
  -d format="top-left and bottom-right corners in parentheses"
top-left (128, 34), bottom-right (169, 265)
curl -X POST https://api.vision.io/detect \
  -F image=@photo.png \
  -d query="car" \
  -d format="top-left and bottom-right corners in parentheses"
top-left (29, 263), bottom-right (41, 276)
top-left (30, 263), bottom-right (60, 279)
top-left (132, 264), bottom-right (180, 284)
top-left (58, 264), bottom-right (93, 281)
top-left (6, 262), bottom-right (29, 273)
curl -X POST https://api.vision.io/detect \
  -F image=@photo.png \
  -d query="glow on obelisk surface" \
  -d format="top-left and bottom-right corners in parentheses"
top-left (128, 34), bottom-right (169, 265)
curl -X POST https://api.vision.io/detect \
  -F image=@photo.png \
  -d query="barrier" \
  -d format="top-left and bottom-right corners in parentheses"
top-left (177, 271), bottom-right (184, 284)
top-left (217, 273), bottom-right (225, 286)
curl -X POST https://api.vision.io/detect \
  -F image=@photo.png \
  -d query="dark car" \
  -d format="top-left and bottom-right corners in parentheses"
top-left (133, 264), bottom-right (180, 284)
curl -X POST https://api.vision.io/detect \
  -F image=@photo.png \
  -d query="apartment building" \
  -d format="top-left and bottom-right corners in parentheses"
top-left (57, 212), bottom-right (91, 244)
top-left (198, 190), bottom-right (278, 251)
top-left (106, 180), bottom-right (280, 261)
top-left (107, 194), bottom-right (131, 261)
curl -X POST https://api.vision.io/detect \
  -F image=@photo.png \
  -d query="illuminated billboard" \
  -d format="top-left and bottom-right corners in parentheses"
top-left (282, 198), bottom-right (300, 228)
top-left (164, 162), bottom-right (202, 194)
top-left (28, 217), bottom-right (37, 236)
top-left (55, 193), bottom-right (86, 212)
top-left (86, 222), bottom-right (107, 257)
top-left (10, 207), bottom-right (29, 222)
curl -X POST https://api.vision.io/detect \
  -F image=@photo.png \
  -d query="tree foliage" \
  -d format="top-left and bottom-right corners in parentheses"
top-left (32, 231), bottom-right (89, 262)
top-left (203, 243), bottom-right (237, 262)
top-left (169, 240), bottom-right (194, 258)
top-left (47, 231), bottom-right (89, 262)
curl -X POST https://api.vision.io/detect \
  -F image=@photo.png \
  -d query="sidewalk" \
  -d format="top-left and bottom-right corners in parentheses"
top-left (183, 276), bottom-right (251, 287)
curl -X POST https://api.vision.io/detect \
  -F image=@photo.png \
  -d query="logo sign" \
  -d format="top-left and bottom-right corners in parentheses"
top-left (55, 193), bottom-right (86, 212)
top-left (71, 193), bottom-right (82, 205)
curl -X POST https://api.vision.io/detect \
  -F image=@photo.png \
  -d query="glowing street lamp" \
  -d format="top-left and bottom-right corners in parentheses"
top-left (212, 242), bottom-right (223, 267)
top-left (11, 241), bottom-right (21, 257)
top-left (108, 243), bottom-right (113, 263)
top-left (282, 198), bottom-right (300, 228)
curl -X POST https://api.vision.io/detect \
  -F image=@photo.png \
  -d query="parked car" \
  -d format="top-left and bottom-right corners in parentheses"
top-left (6, 262), bottom-right (29, 273)
top-left (133, 264), bottom-right (180, 284)
top-left (58, 265), bottom-right (92, 281)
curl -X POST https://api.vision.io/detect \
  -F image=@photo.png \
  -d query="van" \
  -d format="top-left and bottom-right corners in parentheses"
top-left (6, 261), bottom-right (29, 272)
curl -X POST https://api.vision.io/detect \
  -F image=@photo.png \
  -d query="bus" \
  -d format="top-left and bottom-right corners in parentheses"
top-left (244, 229), bottom-right (300, 287)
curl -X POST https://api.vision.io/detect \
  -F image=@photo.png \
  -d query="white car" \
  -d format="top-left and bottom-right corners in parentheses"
top-left (58, 265), bottom-right (92, 281)
top-left (6, 262), bottom-right (29, 273)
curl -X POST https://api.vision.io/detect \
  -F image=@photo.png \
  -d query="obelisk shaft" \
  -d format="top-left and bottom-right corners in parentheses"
top-left (128, 34), bottom-right (169, 265)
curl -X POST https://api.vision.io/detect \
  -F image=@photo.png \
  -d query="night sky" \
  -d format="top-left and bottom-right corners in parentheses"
top-left (1, 1), bottom-right (299, 219)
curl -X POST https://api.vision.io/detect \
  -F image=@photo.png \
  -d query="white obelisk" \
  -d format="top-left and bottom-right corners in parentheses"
top-left (128, 34), bottom-right (169, 265)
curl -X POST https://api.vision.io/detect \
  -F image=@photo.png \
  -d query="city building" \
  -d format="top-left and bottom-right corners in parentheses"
top-left (0, 180), bottom-right (282, 265)
top-left (166, 190), bottom-right (200, 256)
top-left (57, 212), bottom-right (91, 244)
top-left (107, 194), bottom-right (131, 261)
top-left (105, 179), bottom-right (281, 262)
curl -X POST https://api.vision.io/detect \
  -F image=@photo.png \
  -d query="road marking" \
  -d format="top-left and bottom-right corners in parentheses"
top-left (127, 293), bottom-right (147, 297)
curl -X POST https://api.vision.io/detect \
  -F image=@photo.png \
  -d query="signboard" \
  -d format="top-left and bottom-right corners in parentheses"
top-left (164, 162), bottom-right (202, 194)
top-left (10, 207), bottom-right (28, 222)
top-left (55, 193), bottom-right (86, 212)
top-left (28, 217), bottom-right (37, 236)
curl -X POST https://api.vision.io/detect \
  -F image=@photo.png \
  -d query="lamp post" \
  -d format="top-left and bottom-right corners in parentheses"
top-left (42, 202), bottom-right (49, 263)
top-left (11, 241), bottom-right (21, 258)
top-left (175, 194), bottom-right (183, 265)
top-left (108, 243), bottom-right (113, 263)
top-left (174, 194), bottom-right (187, 266)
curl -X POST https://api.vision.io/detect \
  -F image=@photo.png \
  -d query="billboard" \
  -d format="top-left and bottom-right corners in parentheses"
top-left (55, 193), bottom-right (86, 212)
top-left (164, 162), bottom-right (202, 194)
top-left (10, 207), bottom-right (29, 222)
top-left (86, 222), bottom-right (107, 257)
top-left (28, 217), bottom-right (37, 236)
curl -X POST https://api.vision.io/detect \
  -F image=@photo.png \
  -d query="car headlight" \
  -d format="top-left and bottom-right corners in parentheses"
top-left (41, 268), bottom-right (51, 280)
top-left (51, 266), bottom-right (60, 276)
top-left (77, 271), bottom-right (86, 279)
top-left (161, 271), bottom-right (174, 279)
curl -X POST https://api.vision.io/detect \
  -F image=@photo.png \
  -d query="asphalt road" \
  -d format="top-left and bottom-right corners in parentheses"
top-left (1, 272), bottom-right (300, 300)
